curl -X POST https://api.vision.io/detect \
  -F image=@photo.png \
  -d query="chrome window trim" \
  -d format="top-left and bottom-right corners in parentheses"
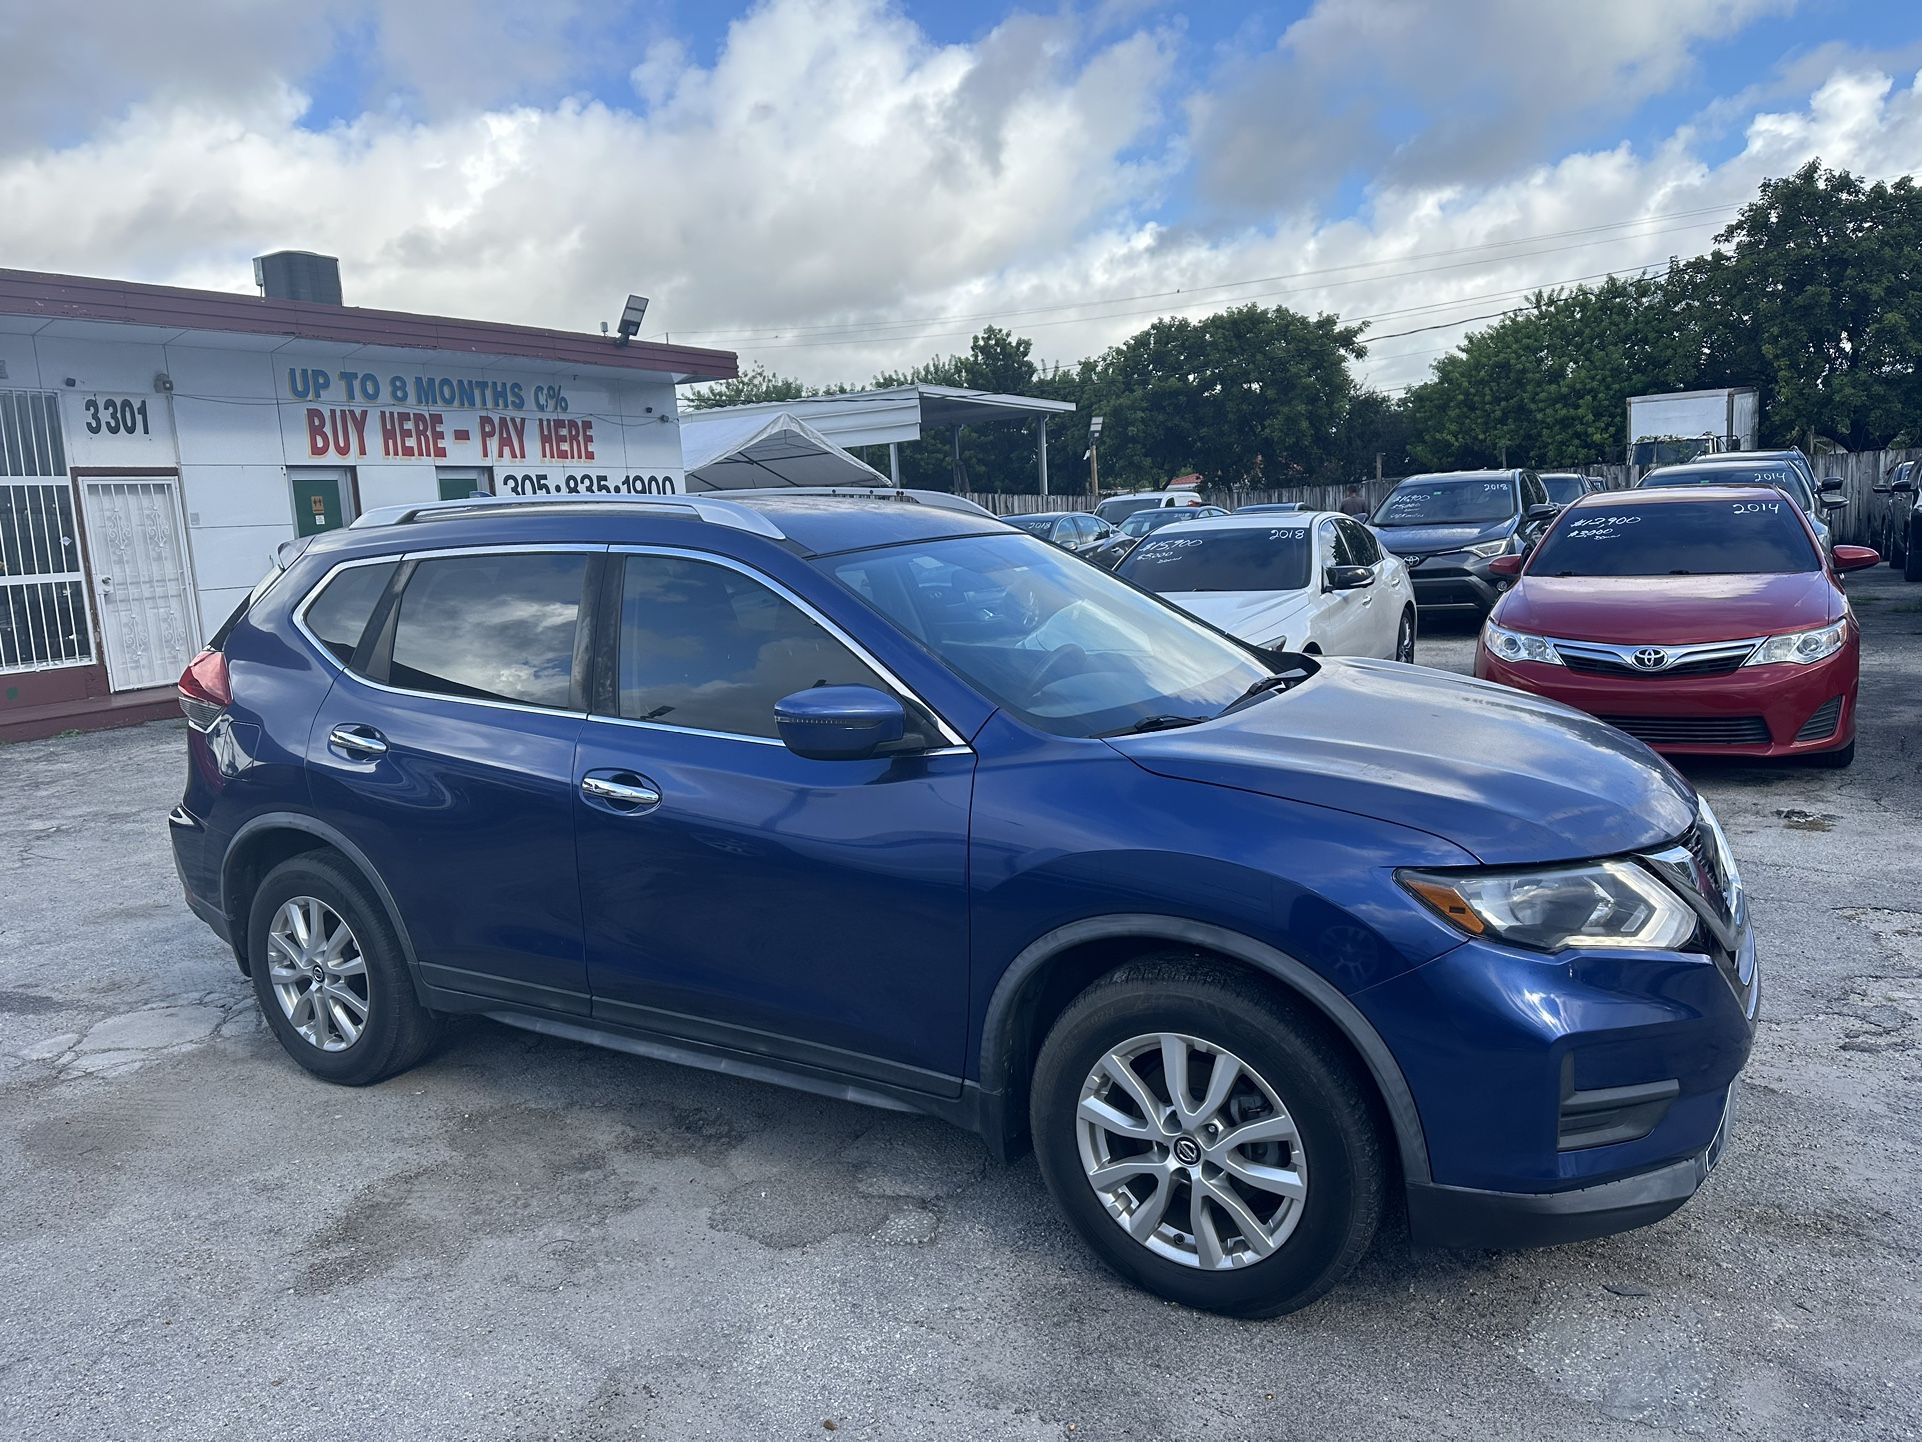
top-left (291, 545), bottom-right (602, 721)
top-left (607, 544), bottom-right (971, 749)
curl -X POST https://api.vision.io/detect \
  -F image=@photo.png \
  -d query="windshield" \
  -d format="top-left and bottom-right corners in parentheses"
top-left (1095, 496), bottom-right (1164, 524)
top-left (820, 532), bottom-right (1271, 737)
top-left (1118, 527), bottom-right (1313, 593)
top-left (1541, 475), bottom-right (1590, 505)
top-left (1529, 498), bottom-right (1819, 577)
top-left (1373, 476), bottom-right (1518, 526)
top-left (1640, 466), bottom-right (1812, 510)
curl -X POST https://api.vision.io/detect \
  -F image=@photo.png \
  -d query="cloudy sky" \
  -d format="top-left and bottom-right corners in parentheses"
top-left (3, 0), bottom-right (1919, 394)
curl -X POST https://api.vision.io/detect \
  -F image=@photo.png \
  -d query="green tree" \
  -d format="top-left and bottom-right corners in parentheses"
top-left (684, 363), bottom-right (810, 410)
top-left (1683, 160), bottom-right (1922, 449)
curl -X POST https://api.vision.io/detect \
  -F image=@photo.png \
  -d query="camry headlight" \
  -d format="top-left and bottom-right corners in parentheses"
top-left (1464, 539), bottom-right (1510, 558)
top-left (1742, 618), bottom-right (1847, 666)
top-left (1483, 619), bottom-right (1562, 666)
top-left (1399, 860), bottom-right (1697, 952)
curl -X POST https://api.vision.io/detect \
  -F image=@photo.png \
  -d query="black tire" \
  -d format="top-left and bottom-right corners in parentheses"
top-left (1029, 957), bottom-right (1386, 1318)
top-left (245, 854), bottom-right (440, 1085)
top-left (1394, 606), bottom-right (1417, 664)
top-left (1807, 739), bottom-right (1855, 769)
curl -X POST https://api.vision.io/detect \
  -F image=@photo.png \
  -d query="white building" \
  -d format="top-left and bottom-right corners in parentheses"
top-left (0, 261), bottom-right (735, 740)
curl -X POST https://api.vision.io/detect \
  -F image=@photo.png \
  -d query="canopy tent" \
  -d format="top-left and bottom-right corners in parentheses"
top-left (680, 410), bottom-right (892, 491)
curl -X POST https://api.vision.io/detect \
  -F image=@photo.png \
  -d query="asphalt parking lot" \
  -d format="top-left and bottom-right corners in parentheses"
top-left (2, 567), bottom-right (1918, 1442)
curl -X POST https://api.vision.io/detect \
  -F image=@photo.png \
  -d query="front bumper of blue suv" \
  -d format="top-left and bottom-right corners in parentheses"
top-left (1369, 869), bottom-right (1757, 1250)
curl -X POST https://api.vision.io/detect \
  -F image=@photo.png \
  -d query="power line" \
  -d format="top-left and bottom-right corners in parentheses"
top-left (722, 218), bottom-right (1714, 355)
top-left (654, 202), bottom-right (1737, 344)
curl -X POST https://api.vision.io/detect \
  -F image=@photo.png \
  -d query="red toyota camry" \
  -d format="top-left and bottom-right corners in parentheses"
top-left (1474, 486), bottom-right (1879, 765)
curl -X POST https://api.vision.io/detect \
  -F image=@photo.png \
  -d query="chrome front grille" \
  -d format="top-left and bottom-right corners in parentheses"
top-left (1552, 637), bottom-right (1761, 677)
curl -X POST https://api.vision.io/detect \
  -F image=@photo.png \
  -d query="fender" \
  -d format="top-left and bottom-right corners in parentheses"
top-left (223, 811), bottom-right (428, 1000)
top-left (977, 914), bottom-right (1431, 1184)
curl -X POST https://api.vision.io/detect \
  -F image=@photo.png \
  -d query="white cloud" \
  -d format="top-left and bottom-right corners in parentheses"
top-left (0, 0), bottom-right (1914, 402)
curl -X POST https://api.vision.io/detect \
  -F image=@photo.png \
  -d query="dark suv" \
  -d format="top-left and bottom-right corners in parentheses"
top-left (172, 491), bottom-right (1755, 1316)
top-left (1369, 469), bottom-right (1560, 613)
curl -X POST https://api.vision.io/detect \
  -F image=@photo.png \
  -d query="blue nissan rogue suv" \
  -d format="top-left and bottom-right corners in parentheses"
top-left (171, 490), bottom-right (1756, 1316)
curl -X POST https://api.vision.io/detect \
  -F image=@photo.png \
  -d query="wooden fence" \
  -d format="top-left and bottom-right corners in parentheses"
top-left (959, 449), bottom-right (1918, 547)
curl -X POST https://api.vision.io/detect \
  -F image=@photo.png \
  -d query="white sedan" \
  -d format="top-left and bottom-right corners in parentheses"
top-left (1114, 510), bottom-right (1418, 661)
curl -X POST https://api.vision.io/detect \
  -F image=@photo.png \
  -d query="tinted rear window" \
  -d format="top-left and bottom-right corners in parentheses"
top-left (1010, 515), bottom-right (1061, 536)
top-left (302, 561), bottom-right (396, 664)
top-left (388, 552), bottom-right (588, 707)
top-left (1541, 475), bottom-right (1590, 505)
top-left (1119, 527), bottom-right (1313, 592)
top-left (1529, 499), bottom-right (1818, 577)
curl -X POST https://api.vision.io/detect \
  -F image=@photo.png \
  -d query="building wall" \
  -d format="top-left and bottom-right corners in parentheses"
top-left (1, 329), bottom-right (688, 700)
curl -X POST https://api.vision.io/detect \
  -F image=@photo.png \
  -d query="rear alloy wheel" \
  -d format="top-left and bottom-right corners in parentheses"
top-left (247, 854), bottom-right (441, 1085)
top-left (1031, 958), bottom-right (1385, 1317)
top-left (1394, 607), bottom-right (1417, 664)
top-left (266, 896), bottom-right (370, 1052)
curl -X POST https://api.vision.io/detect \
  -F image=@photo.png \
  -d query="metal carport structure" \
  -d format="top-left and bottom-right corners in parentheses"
top-left (687, 383), bottom-right (1077, 493)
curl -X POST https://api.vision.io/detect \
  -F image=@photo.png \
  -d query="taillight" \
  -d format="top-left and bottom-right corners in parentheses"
top-left (178, 649), bottom-right (232, 729)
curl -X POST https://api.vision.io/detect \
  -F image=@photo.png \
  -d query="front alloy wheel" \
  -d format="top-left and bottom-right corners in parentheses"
top-left (1077, 1033), bottom-right (1308, 1269)
top-left (266, 896), bottom-right (370, 1051)
top-left (1029, 959), bottom-right (1386, 1316)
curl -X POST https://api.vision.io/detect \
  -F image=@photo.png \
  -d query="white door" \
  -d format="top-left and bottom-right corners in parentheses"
top-left (1312, 518), bottom-right (1370, 655)
top-left (79, 476), bottom-right (199, 691)
top-left (1335, 516), bottom-right (1403, 657)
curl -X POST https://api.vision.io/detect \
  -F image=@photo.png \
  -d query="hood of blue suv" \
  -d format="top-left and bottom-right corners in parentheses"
top-left (1109, 657), bottom-right (1694, 865)
top-left (1372, 518), bottom-right (1514, 555)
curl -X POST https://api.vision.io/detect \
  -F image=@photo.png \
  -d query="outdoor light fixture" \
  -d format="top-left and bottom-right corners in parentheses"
top-left (1085, 413), bottom-right (1104, 462)
top-left (615, 295), bottom-right (649, 346)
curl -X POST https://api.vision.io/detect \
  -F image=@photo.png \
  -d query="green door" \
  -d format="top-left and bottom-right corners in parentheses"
top-left (292, 475), bottom-right (345, 536)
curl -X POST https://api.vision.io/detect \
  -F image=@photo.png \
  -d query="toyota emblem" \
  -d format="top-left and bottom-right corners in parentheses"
top-left (1631, 647), bottom-right (1669, 670)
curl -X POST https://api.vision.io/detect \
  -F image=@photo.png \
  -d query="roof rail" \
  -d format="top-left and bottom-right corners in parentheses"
top-left (347, 492), bottom-right (788, 540)
top-left (712, 486), bottom-right (997, 519)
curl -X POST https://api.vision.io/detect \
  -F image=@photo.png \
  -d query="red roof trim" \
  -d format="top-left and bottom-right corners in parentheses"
top-left (0, 267), bottom-right (738, 382)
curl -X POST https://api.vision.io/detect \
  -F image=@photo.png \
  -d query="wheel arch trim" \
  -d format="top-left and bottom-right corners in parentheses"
top-left (223, 812), bottom-right (425, 987)
top-left (978, 914), bottom-right (1431, 1184)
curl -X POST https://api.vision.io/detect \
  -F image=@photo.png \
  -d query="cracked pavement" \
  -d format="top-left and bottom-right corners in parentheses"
top-left (1, 568), bottom-right (1918, 1441)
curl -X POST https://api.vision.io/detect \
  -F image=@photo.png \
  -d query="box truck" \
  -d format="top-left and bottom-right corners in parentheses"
top-left (1626, 387), bottom-right (1759, 468)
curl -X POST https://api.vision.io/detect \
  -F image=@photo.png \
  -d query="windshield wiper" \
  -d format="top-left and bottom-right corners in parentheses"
top-left (1105, 713), bottom-right (1208, 736)
top-left (1215, 674), bottom-right (1295, 718)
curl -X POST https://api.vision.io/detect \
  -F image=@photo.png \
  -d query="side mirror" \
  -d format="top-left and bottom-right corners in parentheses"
top-left (1525, 503), bottom-right (1560, 524)
top-left (1324, 564), bottom-right (1374, 591)
top-left (1894, 478), bottom-right (1918, 495)
top-left (1822, 494), bottom-right (1849, 511)
top-left (1819, 477), bottom-right (1846, 494)
top-left (1832, 545), bottom-right (1881, 572)
top-left (773, 685), bottom-right (907, 760)
top-left (1487, 553), bottom-right (1525, 579)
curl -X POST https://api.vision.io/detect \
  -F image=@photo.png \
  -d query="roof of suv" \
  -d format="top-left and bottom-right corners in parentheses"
top-left (298, 491), bottom-right (1012, 567)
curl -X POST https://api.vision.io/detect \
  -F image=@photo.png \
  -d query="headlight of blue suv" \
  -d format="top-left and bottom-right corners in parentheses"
top-left (1463, 538), bottom-right (1510, 558)
top-left (1482, 620), bottom-right (1562, 665)
top-left (1398, 861), bottom-right (1698, 952)
top-left (1742, 618), bottom-right (1847, 665)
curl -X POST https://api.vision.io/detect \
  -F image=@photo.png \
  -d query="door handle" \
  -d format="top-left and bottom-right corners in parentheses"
top-left (582, 774), bottom-right (661, 809)
top-left (328, 724), bottom-right (389, 757)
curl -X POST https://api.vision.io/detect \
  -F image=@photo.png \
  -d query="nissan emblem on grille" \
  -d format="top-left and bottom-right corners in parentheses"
top-left (1631, 647), bottom-right (1670, 670)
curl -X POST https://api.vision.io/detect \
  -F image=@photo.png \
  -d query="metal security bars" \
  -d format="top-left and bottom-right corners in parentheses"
top-left (0, 391), bottom-right (92, 672)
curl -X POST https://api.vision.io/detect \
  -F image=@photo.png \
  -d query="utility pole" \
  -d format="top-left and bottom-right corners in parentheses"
top-left (1038, 416), bottom-right (1050, 497)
